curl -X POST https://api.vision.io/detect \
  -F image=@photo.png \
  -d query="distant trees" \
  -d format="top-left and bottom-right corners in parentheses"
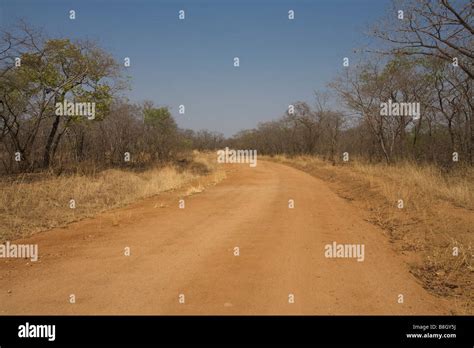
top-left (231, 50), bottom-right (470, 167)
top-left (1, 0), bottom-right (471, 173)
top-left (186, 130), bottom-right (225, 151)
top-left (371, 0), bottom-right (473, 164)
top-left (330, 56), bottom-right (425, 163)
top-left (143, 106), bottom-right (180, 162)
top-left (229, 100), bottom-right (345, 163)
top-left (231, 0), bottom-right (472, 167)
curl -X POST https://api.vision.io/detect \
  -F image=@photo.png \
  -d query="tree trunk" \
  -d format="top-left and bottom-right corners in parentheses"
top-left (43, 115), bottom-right (61, 168)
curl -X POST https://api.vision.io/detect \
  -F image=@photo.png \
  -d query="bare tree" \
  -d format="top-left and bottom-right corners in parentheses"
top-left (371, 0), bottom-right (473, 79)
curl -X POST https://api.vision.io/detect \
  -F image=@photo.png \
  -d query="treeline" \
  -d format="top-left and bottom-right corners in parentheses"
top-left (1, 1), bottom-right (472, 174)
top-left (230, 0), bottom-right (473, 166)
top-left (0, 22), bottom-right (224, 174)
top-left (229, 101), bottom-right (345, 162)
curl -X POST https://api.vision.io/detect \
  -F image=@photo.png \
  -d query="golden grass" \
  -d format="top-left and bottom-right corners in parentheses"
top-left (272, 155), bottom-right (473, 210)
top-left (184, 151), bottom-right (227, 196)
top-left (0, 152), bottom-right (225, 241)
top-left (351, 161), bottom-right (473, 210)
top-left (185, 183), bottom-right (205, 196)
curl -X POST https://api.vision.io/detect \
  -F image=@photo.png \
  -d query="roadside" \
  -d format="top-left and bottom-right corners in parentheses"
top-left (268, 155), bottom-right (473, 314)
top-left (0, 152), bottom-right (226, 242)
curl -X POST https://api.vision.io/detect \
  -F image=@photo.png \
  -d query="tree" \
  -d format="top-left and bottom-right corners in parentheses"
top-left (0, 23), bottom-right (121, 171)
top-left (144, 106), bottom-right (179, 161)
top-left (372, 0), bottom-right (473, 79)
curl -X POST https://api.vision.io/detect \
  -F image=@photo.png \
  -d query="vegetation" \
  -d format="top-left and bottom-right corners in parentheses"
top-left (230, 0), bottom-right (472, 167)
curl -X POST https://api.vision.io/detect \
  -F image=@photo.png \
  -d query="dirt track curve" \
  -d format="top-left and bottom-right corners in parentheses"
top-left (0, 161), bottom-right (451, 314)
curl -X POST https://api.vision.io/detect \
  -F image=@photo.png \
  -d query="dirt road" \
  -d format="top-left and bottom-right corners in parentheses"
top-left (0, 161), bottom-right (452, 314)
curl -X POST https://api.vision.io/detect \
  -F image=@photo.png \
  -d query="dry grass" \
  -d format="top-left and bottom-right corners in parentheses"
top-left (275, 155), bottom-right (473, 210)
top-left (185, 184), bottom-right (205, 196)
top-left (352, 161), bottom-right (473, 210)
top-left (0, 152), bottom-right (225, 242)
top-left (270, 155), bottom-right (473, 314)
top-left (185, 152), bottom-right (227, 196)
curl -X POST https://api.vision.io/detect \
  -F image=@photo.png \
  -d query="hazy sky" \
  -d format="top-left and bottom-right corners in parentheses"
top-left (1, 0), bottom-right (390, 136)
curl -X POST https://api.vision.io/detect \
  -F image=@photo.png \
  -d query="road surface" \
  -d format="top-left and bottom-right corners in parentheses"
top-left (0, 161), bottom-right (451, 314)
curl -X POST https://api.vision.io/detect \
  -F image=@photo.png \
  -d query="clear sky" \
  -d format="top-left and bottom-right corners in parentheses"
top-left (1, 0), bottom-right (390, 136)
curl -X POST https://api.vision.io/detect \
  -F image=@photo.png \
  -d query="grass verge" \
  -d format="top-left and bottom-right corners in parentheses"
top-left (0, 152), bottom-right (225, 242)
top-left (269, 155), bottom-right (473, 314)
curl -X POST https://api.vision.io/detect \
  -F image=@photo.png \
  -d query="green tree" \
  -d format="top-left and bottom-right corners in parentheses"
top-left (143, 106), bottom-right (179, 161)
top-left (0, 24), bottom-right (121, 170)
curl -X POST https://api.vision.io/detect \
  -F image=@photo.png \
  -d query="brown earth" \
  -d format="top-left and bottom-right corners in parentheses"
top-left (0, 161), bottom-right (456, 314)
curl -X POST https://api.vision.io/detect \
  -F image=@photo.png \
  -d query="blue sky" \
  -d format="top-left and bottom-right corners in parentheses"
top-left (1, 0), bottom-right (389, 136)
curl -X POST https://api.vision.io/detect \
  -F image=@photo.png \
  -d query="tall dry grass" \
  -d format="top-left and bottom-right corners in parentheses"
top-left (272, 155), bottom-right (473, 210)
top-left (0, 152), bottom-right (225, 241)
top-left (351, 161), bottom-right (473, 210)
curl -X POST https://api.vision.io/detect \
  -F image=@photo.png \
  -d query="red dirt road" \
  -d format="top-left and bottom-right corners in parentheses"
top-left (0, 161), bottom-right (452, 314)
